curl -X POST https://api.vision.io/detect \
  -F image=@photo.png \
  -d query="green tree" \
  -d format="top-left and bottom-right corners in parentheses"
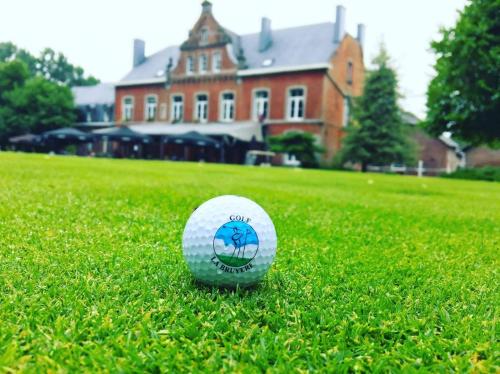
top-left (339, 46), bottom-right (414, 172)
top-left (0, 61), bottom-right (75, 142)
top-left (425, 0), bottom-right (500, 146)
top-left (0, 42), bottom-right (99, 87)
top-left (269, 131), bottom-right (324, 168)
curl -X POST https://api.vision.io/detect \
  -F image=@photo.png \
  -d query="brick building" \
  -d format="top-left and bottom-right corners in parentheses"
top-left (113, 1), bottom-right (365, 163)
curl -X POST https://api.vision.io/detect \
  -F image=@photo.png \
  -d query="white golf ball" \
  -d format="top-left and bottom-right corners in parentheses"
top-left (182, 195), bottom-right (277, 287)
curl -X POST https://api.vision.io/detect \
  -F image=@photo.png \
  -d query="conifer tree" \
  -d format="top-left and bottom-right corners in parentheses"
top-left (340, 46), bottom-right (414, 171)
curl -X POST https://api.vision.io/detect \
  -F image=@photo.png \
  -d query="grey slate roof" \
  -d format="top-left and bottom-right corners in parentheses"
top-left (72, 83), bottom-right (115, 106)
top-left (120, 22), bottom-right (340, 82)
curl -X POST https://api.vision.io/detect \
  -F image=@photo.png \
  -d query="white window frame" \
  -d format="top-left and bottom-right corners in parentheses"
top-left (159, 103), bottom-right (167, 120)
top-left (186, 56), bottom-right (194, 75)
top-left (286, 86), bottom-right (306, 121)
top-left (171, 94), bottom-right (184, 122)
top-left (220, 91), bottom-right (235, 122)
top-left (252, 88), bottom-right (270, 121)
top-left (102, 106), bottom-right (110, 123)
top-left (212, 51), bottom-right (222, 73)
top-left (86, 108), bottom-right (92, 123)
top-left (144, 94), bottom-right (158, 121)
top-left (199, 54), bottom-right (208, 74)
top-left (195, 93), bottom-right (209, 123)
top-left (122, 96), bottom-right (134, 122)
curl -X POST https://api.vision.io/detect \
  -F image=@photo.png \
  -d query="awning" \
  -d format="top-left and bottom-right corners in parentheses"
top-left (9, 133), bottom-right (40, 144)
top-left (42, 127), bottom-right (92, 141)
top-left (163, 131), bottom-right (221, 148)
top-left (116, 122), bottom-right (263, 142)
top-left (94, 126), bottom-right (151, 143)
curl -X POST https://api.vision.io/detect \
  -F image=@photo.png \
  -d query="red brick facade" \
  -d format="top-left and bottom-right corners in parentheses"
top-left (115, 3), bottom-right (365, 162)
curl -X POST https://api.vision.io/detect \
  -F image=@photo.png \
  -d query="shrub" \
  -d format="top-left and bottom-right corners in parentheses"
top-left (442, 167), bottom-right (500, 182)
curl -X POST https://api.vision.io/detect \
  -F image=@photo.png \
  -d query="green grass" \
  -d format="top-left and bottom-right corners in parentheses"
top-left (0, 152), bottom-right (498, 372)
top-left (216, 254), bottom-right (252, 268)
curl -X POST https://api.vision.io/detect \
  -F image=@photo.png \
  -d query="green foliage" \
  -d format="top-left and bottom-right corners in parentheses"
top-left (340, 45), bottom-right (415, 171)
top-left (0, 61), bottom-right (75, 141)
top-left (0, 153), bottom-right (498, 371)
top-left (268, 131), bottom-right (324, 168)
top-left (442, 166), bottom-right (500, 182)
top-left (425, 0), bottom-right (500, 146)
top-left (0, 42), bottom-right (99, 87)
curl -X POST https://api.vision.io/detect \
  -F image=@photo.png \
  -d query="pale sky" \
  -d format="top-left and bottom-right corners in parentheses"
top-left (2, 0), bottom-right (468, 118)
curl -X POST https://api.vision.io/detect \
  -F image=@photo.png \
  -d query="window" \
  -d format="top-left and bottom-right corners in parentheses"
top-left (347, 61), bottom-right (353, 85)
top-left (212, 51), bottom-right (222, 73)
top-left (159, 103), bottom-right (167, 120)
top-left (86, 109), bottom-right (92, 123)
top-left (195, 94), bottom-right (208, 123)
top-left (253, 90), bottom-right (269, 121)
top-left (220, 92), bottom-right (235, 122)
top-left (199, 54), bottom-right (208, 74)
top-left (288, 88), bottom-right (305, 120)
top-left (171, 95), bottom-right (184, 121)
top-left (123, 97), bottom-right (134, 121)
top-left (343, 97), bottom-right (350, 127)
top-left (102, 107), bottom-right (110, 123)
top-left (186, 56), bottom-right (194, 75)
top-left (145, 95), bottom-right (157, 121)
top-left (200, 27), bottom-right (209, 44)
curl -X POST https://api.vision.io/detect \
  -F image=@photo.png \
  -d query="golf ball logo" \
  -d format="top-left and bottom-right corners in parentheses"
top-left (213, 220), bottom-right (259, 269)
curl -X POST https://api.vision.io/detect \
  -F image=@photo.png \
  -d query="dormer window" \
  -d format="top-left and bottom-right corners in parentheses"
top-left (186, 56), bottom-right (194, 75)
top-left (199, 54), bottom-right (208, 74)
top-left (200, 27), bottom-right (209, 45)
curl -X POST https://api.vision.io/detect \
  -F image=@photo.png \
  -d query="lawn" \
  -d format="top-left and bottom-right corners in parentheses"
top-left (0, 152), bottom-right (498, 372)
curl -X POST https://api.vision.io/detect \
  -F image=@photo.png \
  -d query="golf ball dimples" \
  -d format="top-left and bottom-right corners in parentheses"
top-left (182, 195), bottom-right (277, 287)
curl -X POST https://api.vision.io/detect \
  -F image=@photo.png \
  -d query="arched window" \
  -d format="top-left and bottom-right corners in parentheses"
top-left (200, 27), bottom-right (209, 45)
top-left (122, 97), bottom-right (134, 122)
top-left (253, 90), bottom-right (269, 121)
top-left (145, 95), bottom-right (157, 121)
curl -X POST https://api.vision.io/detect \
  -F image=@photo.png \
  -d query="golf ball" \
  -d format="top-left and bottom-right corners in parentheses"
top-left (182, 195), bottom-right (277, 287)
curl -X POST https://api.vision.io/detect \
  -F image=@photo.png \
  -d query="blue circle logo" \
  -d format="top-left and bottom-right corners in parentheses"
top-left (213, 221), bottom-right (259, 268)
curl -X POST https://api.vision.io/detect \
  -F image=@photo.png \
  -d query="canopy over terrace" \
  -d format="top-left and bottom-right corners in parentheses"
top-left (126, 122), bottom-right (263, 143)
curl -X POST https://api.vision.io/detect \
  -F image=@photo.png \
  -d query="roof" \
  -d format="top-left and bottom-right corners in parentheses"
top-left (72, 83), bottom-right (115, 106)
top-left (120, 23), bottom-right (341, 83)
top-left (94, 122), bottom-right (263, 142)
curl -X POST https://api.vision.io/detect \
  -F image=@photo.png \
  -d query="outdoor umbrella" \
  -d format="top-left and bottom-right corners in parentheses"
top-left (42, 128), bottom-right (93, 142)
top-left (96, 126), bottom-right (151, 143)
top-left (163, 131), bottom-right (221, 148)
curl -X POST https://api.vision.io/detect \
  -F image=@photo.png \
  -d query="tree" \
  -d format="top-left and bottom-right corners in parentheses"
top-left (269, 131), bottom-right (324, 168)
top-left (425, 0), bottom-right (500, 146)
top-left (339, 45), bottom-right (414, 172)
top-left (0, 61), bottom-right (75, 142)
top-left (0, 42), bottom-right (99, 87)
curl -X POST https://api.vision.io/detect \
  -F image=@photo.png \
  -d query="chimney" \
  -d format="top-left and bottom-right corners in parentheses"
top-left (202, 1), bottom-right (212, 14)
top-left (259, 17), bottom-right (273, 52)
top-left (357, 23), bottom-right (366, 50)
top-left (334, 5), bottom-right (346, 43)
top-left (133, 39), bottom-right (145, 67)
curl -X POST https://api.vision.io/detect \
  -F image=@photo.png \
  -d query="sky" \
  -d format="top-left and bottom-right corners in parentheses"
top-left (1, 0), bottom-right (468, 118)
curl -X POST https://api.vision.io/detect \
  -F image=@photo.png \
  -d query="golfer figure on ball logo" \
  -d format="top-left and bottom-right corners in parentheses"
top-left (211, 216), bottom-right (259, 273)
